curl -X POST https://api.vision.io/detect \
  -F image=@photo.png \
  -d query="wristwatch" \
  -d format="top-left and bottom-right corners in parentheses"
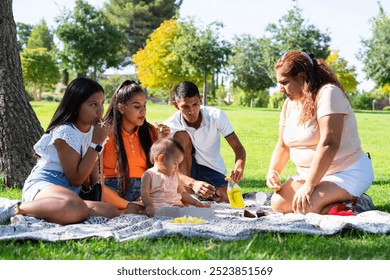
top-left (89, 142), bottom-right (103, 152)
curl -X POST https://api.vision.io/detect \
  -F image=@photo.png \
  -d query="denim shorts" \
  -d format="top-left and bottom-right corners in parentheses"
top-left (191, 155), bottom-right (227, 189)
top-left (104, 178), bottom-right (141, 202)
top-left (22, 166), bottom-right (81, 202)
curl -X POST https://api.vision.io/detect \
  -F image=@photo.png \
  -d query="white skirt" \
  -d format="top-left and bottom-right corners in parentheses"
top-left (290, 153), bottom-right (374, 197)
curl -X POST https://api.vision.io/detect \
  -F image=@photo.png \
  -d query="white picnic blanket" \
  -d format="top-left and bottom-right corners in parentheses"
top-left (0, 199), bottom-right (389, 242)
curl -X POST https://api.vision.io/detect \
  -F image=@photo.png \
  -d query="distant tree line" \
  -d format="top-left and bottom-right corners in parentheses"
top-left (15, 0), bottom-right (390, 108)
top-left (1, 0), bottom-right (390, 187)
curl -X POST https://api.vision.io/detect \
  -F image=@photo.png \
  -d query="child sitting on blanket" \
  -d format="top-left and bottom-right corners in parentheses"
top-left (126, 138), bottom-right (210, 217)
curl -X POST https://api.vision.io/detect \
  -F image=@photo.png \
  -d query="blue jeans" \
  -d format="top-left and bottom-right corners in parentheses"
top-left (104, 178), bottom-right (141, 202)
top-left (191, 155), bottom-right (227, 189)
top-left (22, 166), bottom-right (81, 202)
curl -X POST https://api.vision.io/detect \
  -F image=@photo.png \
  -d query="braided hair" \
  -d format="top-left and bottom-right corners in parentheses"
top-left (104, 80), bottom-right (157, 195)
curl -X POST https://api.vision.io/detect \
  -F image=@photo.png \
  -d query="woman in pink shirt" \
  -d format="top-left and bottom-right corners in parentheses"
top-left (266, 50), bottom-right (374, 215)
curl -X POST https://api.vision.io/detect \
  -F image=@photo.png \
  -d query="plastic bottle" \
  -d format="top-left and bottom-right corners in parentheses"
top-left (227, 180), bottom-right (245, 208)
top-left (255, 192), bottom-right (267, 207)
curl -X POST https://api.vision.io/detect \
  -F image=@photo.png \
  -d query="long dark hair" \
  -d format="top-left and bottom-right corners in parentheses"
top-left (46, 77), bottom-right (104, 133)
top-left (104, 80), bottom-right (156, 195)
top-left (275, 50), bottom-right (344, 123)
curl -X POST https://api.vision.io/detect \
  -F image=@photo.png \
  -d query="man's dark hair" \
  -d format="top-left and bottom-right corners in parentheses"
top-left (174, 81), bottom-right (200, 101)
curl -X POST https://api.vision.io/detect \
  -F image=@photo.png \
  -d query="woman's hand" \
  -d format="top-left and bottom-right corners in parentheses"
top-left (292, 182), bottom-right (314, 214)
top-left (92, 120), bottom-right (110, 144)
top-left (156, 123), bottom-right (170, 139)
top-left (144, 205), bottom-right (156, 217)
top-left (266, 170), bottom-right (282, 191)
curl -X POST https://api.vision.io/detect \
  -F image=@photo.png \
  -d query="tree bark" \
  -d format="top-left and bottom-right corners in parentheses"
top-left (0, 0), bottom-right (43, 188)
top-left (202, 73), bottom-right (208, 106)
top-left (62, 69), bottom-right (69, 86)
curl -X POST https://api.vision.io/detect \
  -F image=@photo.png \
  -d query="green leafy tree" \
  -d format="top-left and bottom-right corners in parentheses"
top-left (56, 0), bottom-right (125, 79)
top-left (326, 50), bottom-right (358, 93)
top-left (99, 73), bottom-right (135, 99)
top-left (230, 35), bottom-right (274, 107)
top-left (132, 19), bottom-right (198, 102)
top-left (16, 22), bottom-right (33, 50)
top-left (26, 19), bottom-right (54, 51)
top-left (175, 21), bottom-right (231, 105)
top-left (265, 0), bottom-right (331, 63)
top-left (268, 92), bottom-right (286, 109)
top-left (21, 48), bottom-right (60, 101)
top-left (104, 0), bottom-right (182, 65)
top-left (379, 84), bottom-right (390, 97)
top-left (360, 3), bottom-right (390, 86)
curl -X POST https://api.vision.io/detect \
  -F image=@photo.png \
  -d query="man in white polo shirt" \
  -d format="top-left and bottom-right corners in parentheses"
top-left (164, 81), bottom-right (246, 202)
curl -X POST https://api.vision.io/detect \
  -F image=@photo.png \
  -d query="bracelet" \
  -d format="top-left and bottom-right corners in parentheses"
top-left (267, 169), bottom-right (281, 180)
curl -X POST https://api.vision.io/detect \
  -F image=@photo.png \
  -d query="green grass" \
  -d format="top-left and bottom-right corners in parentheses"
top-left (1, 101), bottom-right (389, 260)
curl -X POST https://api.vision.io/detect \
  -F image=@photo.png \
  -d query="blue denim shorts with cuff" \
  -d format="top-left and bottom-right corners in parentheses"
top-left (22, 166), bottom-right (81, 202)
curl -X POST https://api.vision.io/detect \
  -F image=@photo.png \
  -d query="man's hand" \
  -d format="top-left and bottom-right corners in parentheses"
top-left (191, 181), bottom-right (216, 198)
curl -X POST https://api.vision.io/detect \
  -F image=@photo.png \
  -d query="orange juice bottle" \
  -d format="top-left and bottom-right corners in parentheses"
top-left (227, 180), bottom-right (245, 208)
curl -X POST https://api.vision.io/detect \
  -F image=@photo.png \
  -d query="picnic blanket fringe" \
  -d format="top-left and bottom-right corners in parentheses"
top-left (0, 203), bottom-right (389, 242)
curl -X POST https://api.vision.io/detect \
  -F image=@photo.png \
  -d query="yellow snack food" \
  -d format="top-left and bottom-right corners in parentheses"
top-left (169, 216), bottom-right (207, 224)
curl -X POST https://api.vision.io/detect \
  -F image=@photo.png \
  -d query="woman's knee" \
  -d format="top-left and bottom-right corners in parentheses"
top-left (270, 193), bottom-right (292, 213)
top-left (60, 197), bottom-right (90, 222)
top-left (101, 203), bottom-right (120, 218)
top-left (124, 203), bottom-right (143, 214)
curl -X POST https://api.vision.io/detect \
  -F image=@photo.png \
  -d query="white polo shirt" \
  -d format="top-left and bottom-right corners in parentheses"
top-left (164, 106), bottom-right (234, 175)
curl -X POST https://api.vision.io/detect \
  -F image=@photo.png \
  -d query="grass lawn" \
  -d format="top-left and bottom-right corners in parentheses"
top-left (1, 101), bottom-right (389, 260)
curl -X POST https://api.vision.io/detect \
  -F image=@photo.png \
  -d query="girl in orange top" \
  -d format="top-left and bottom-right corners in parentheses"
top-left (101, 80), bottom-right (170, 210)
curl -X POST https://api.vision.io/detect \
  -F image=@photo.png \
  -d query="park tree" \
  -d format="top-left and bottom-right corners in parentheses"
top-left (56, 0), bottom-right (125, 79)
top-left (104, 0), bottom-right (182, 65)
top-left (175, 21), bottom-right (231, 105)
top-left (230, 35), bottom-right (274, 107)
top-left (265, 0), bottom-right (331, 62)
top-left (133, 19), bottom-right (199, 102)
top-left (360, 3), bottom-right (390, 86)
top-left (0, 0), bottom-right (44, 187)
top-left (26, 19), bottom-right (55, 51)
top-left (16, 22), bottom-right (33, 50)
top-left (21, 48), bottom-right (60, 101)
top-left (326, 50), bottom-right (358, 93)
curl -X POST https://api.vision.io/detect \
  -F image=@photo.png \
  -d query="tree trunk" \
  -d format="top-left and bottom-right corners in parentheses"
top-left (0, 0), bottom-right (43, 188)
top-left (62, 69), bottom-right (69, 86)
top-left (202, 73), bottom-right (207, 106)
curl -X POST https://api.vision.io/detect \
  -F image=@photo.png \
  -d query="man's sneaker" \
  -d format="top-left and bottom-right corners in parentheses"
top-left (0, 197), bottom-right (21, 224)
top-left (353, 193), bottom-right (375, 214)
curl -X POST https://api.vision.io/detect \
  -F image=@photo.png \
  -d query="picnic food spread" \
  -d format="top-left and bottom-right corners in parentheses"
top-left (169, 216), bottom-right (207, 224)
